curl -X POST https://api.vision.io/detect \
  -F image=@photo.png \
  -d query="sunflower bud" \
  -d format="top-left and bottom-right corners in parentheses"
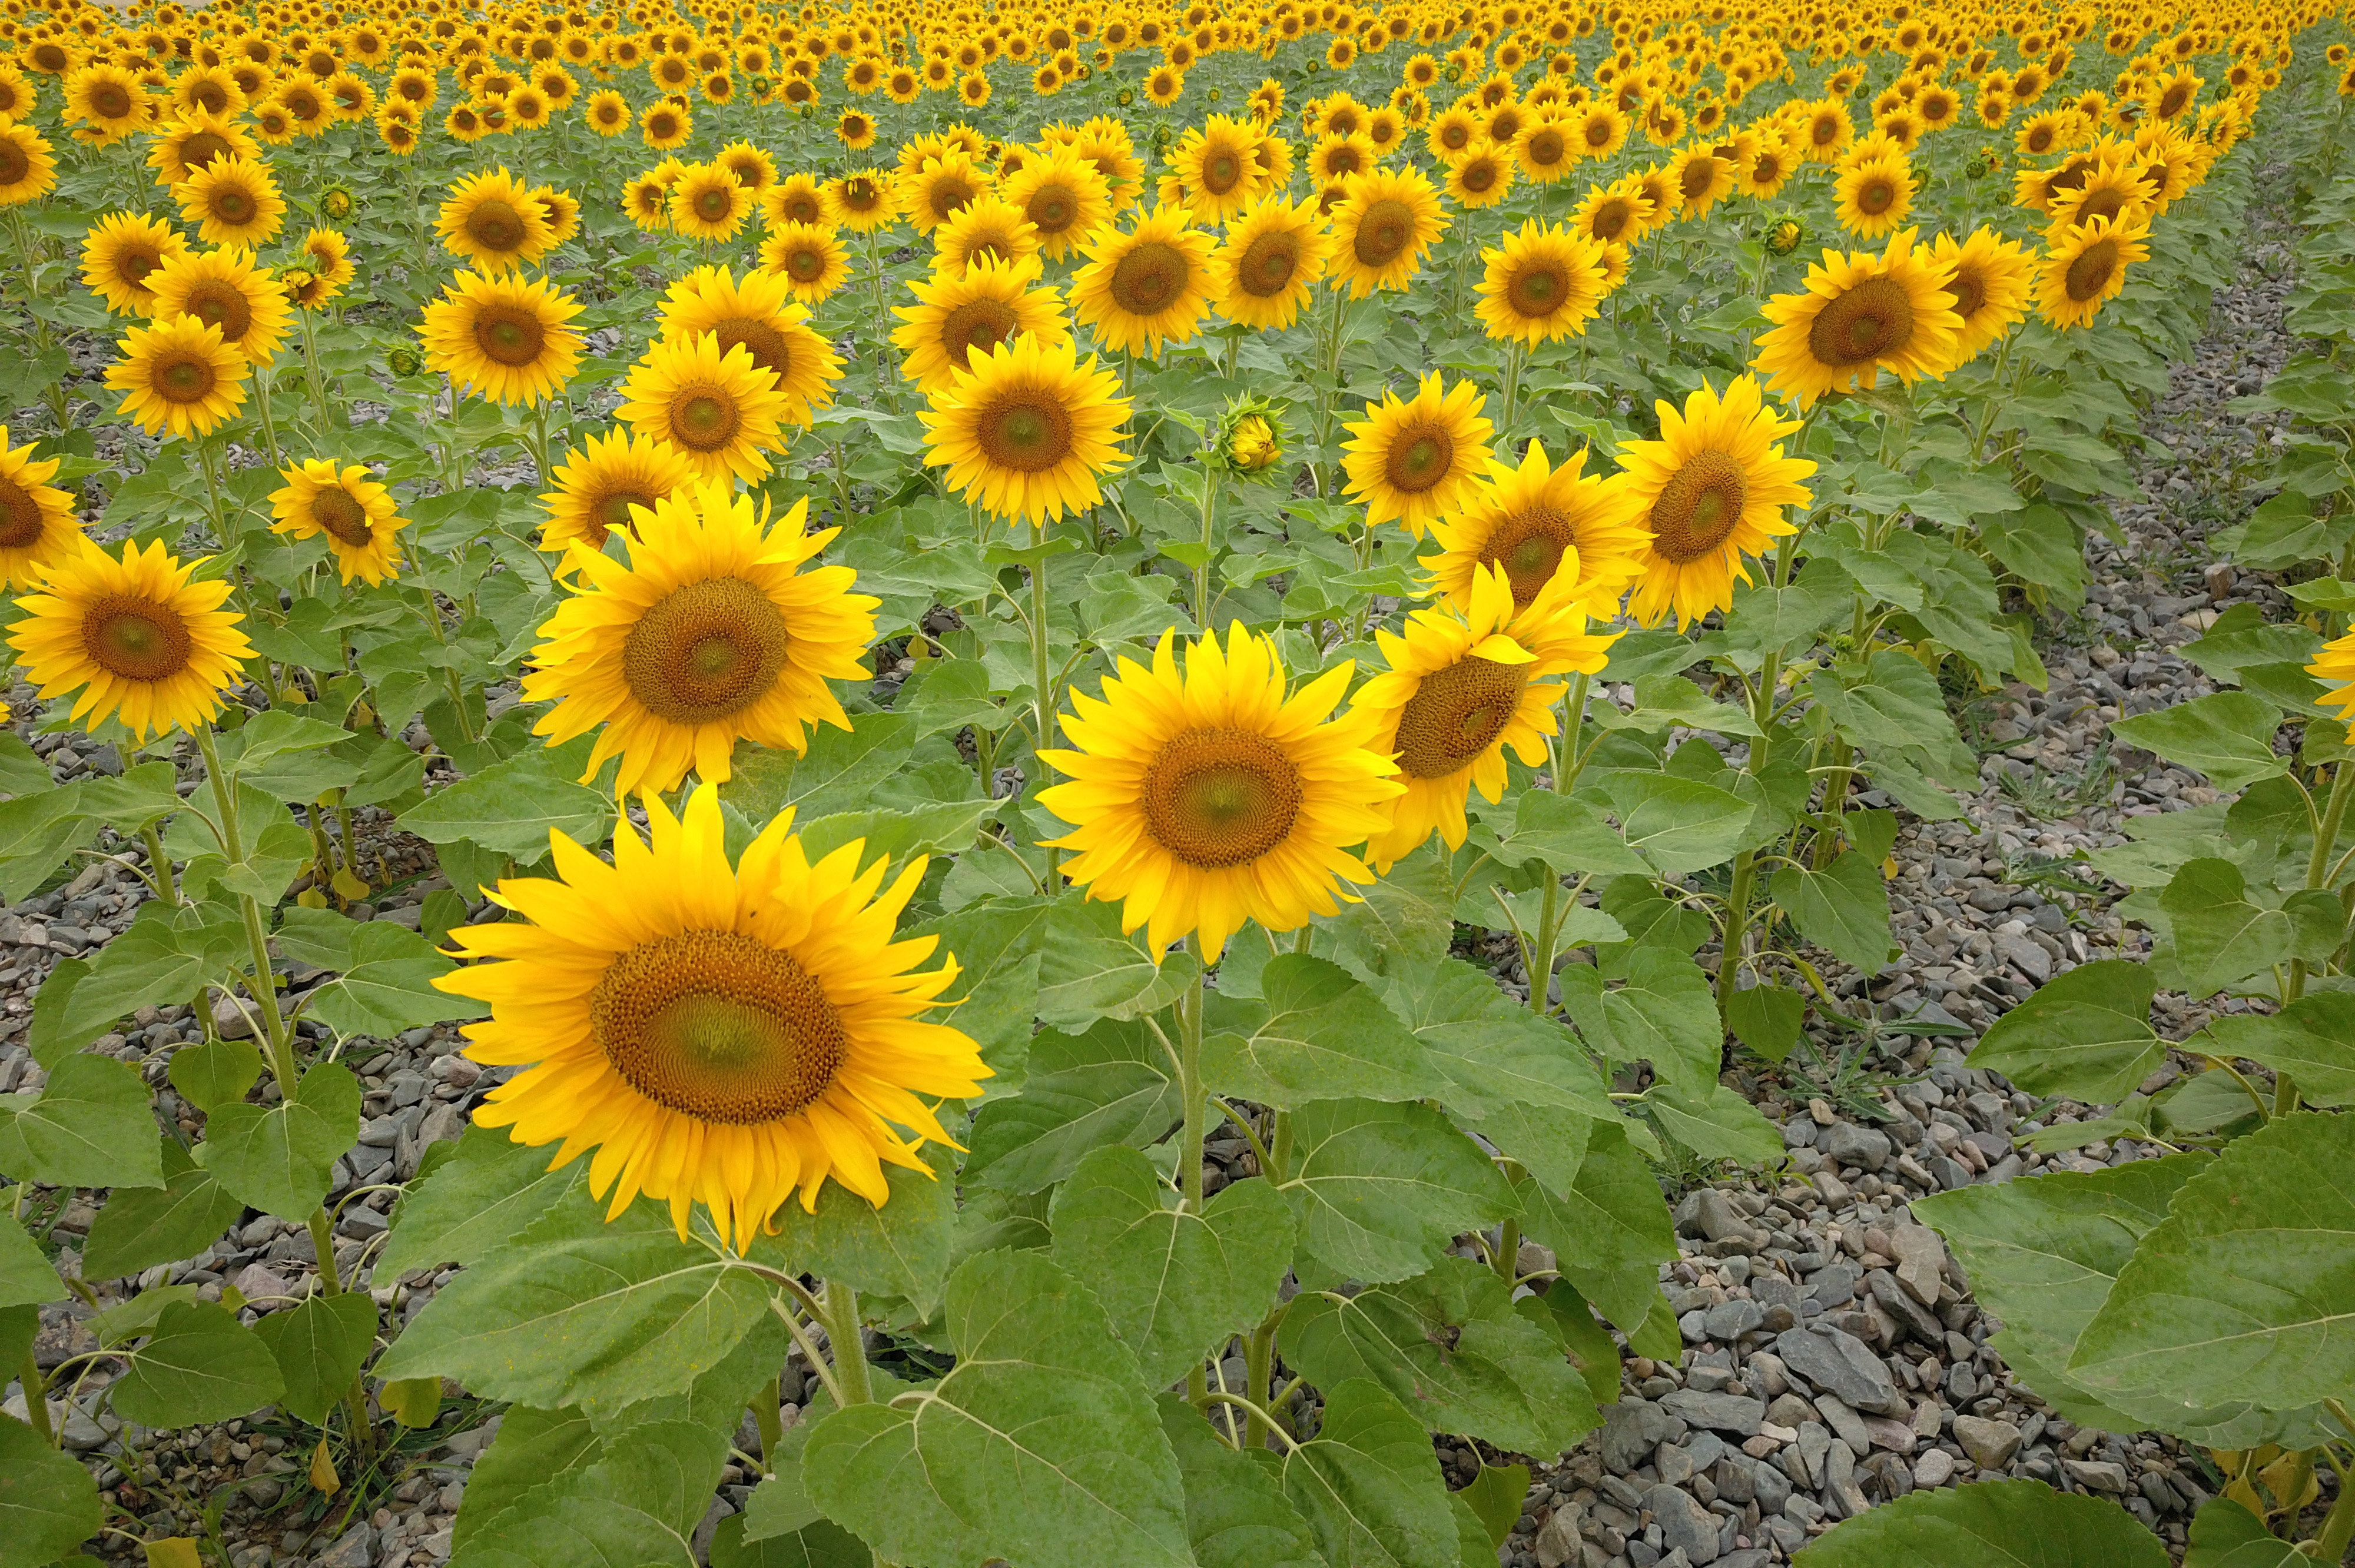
top-left (1762, 214), bottom-right (1806, 255)
top-left (1965, 145), bottom-right (2001, 178)
top-left (319, 185), bottom-right (354, 220)
top-left (385, 344), bottom-right (423, 378)
top-left (1216, 398), bottom-right (1286, 477)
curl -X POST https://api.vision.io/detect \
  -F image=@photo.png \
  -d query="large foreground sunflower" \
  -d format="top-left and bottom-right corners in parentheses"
top-left (615, 334), bottom-right (792, 485)
top-left (436, 783), bottom-right (988, 1241)
top-left (524, 482), bottom-right (878, 797)
top-left (269, 460), bottom-right (407, 584)
top-left (891, 253), bottom-right (1069, 395)
top-left (1475, 220), bottom-right (1610, 346)
top-left (1327, 164), bottom-right (1448, 297)
top-left (540, 427), bottom-right (699, 555)
top-left (920, 332), bottom-right (1130, 525)
top-left (1352, 565), bottom-right (1614, 871)
top-left (1426, 439), bottom-right (1647, 617)
top-left (174, 152), bottom-right (286, 247)
top-left (2036, 212), bottom-right (2150, 331)
top-left (148, 246), bottom-right (292, 366)
top-left (1619, 376), bottom-right (1817, 629)
top-left (1210, 194), bottom-right (1332, 331)
top-left (6, 537), bottom-right (251, 741)
top-left (0, 425), bottom-right (81, 589)
top-left (656, 265), bottom-right (840, 427)
top-left (1039, 623), bottom-right (1404, 961)
top-left (80, 211), bottom-right (189, 317)
top-left (418, 269), bottom-right (583, 406)
top-left (1341, 372), bottom-right (1494, 537)
top-left (1071, 204), bottom-right (1221, 357)
top-left (105, 315), bottom-right (250, 437)
top-left (1753, 228), bottom-right (1962, 407)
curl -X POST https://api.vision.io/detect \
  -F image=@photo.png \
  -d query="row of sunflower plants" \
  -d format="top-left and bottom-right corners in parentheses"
top-left (0, 2), bottom-right (2339, 1566)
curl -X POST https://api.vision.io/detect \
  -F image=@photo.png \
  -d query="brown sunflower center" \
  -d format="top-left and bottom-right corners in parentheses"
top-left (116, 247), bottom-right (161, 285)
top-left (473, 304), bottom-right (548, 367)
top-left (179, 277), bottom-right (254, 341)
top-left (940, 297), bottom-right (1019, 367)
top-left (590, 487), bottom-right (657, 542)
top-left (210, 184), bottom-right (255, 224)
top-left (91, 82), bottom-right (133, 118)
top-left (1351, 198), bottom-right (1416, 267)
top-left (592, 929), bottom-right (845, 1124)
top-left (309, 485), bottom-right (373, 546)
top-left (1680, 158), bottom-right (1717, 198)
top-left (2065, 237), bottom-right (2118, 303)
top-left (785, 192), bottom-right (824, 223)
top-left (1384, 418), bottom-right (1456, 494)
top-left (925, 175), bottom-right (976, 223)
top-left (1110, 240), bottom-right (1189, 316)
top-left (1237, 229), bottom-right (1300, 297)
top-left (1461, 158), bottom-right (1498, 194)
top-left (1649, 450), bottom-right (1750, 563)
top-left (694, 184), bottom-right (733, 221)
top-left (1394, 655), bottom-right (1530, 778)
top-left (784, 244), bottom-right (824, 281)
top-left (0, 141), bottom-right (26, 186)
top-left (2027, 126), bottom-right (2055, 153)
top-left (1947, 265), bottom-right (1987, 323)
top-left (667, 384), bottom-right (744, 453)
top-left (465, 197), bottom-right (528, 253)
top-left (180, 131), bottom-right (232, 170)
top-left (155, 351), bottom-right (217, 404)
top-left (0, 475), bottom-right (45, 549)
top-left (977, 391), bottom-right (1075, 472)
top-left (622, 576), bottom-right (790, 723)
top-left (2072, 188), bottom-right (2128, 227)
top-left (1590, 198), bottom-right (1631, 241)
top-left (1529, 128), bottom-right (1566, 165)
top-left (710, 316), bottom-right (791, 384)
top-left (1481, 506), bottom-right (1574, 606)
top-left (1202, 149), bottom-right (1242, 194)
top-left (1584, 116), bottom-right (1614, 148)
top-left (1857, 178), bottom-right (1896, 214)
top-left (1506, 259), bottom-right (1568, 318)
top-left (1442, 121), bottom-right (1474, 151)
top-left (1140, 726), bottom-right (1303, 869)
top-left (1807, 275), bottom-right (1915, 367)
top-left (81, 594), bottom-right (193, 682)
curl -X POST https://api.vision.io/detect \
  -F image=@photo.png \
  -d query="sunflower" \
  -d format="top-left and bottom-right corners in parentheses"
top-left (920, 331), bottom-right (1129, 526)
top-left (1002, 145), bottom-right (1113, 259)
top-left (1353, 566), bottom-right (1613, 871)
top-left (758, 221), bottom-right (851, 304)
top-left (891, 253), bottom-right (1070, 395)
top-left (1928, 228), bottom-right (2034, 363)
top-left (0, 121), bottom-right (59, 206)
top-left (1618, 376), bottom-right (1817, 629)
top-left (1426, 438), bottom-right (1648, 617)
top-left (1754, 228), bottom-right (1963, 408)
top-left (145, 109), bottom-right (256, 187)
top-left (154, 251), bottom-right (293, 372)
top-left (417, 269), bottom-right (583, 407)
top-left (436, 166), bottom-right (552, 274)
top-left (0, 64), bottom-right (38, 121)
top-left (655, 265), bottom-right (840, 428)
top-left (1833, 148), bottom-right (1915, 238)
top-left (1741, 134), bottom-right (1797, 200)
top-left (540, 428), bottom-right (698, 556)
top-left (767, 171), bottom-right (830, 228)
top-left (898, 149), bottom-right (991, 234)
top-left (1039, 623), bottom-right (1402, 961)
top-left (668, 162), bottom-right (754, 242)
top-left (824, 168), bottom-right (895, 232)
top-left (1326, 164), bottom-right (1448, 299)
top-left (64, 62), bottom-right (144, 142)
top-left (2036, 211), bottom-right (2150, 331)
top-left (1476, 219), bottom-right (1609, 347)
top-left (2045, 158), bottom-right (2151, 238)
top-left (442, 780), bottom-right (986, 1240)
top-left (1070, 204), bottom-right (1220, 358)
top-left (6, 537), bottom-right (251, 742)
top-left (585, 88), bottom-right (629, 135)
top-left (1668, 145), bottom-right (1736, 217)
top-left (1445, 141), bottom-right (1516, 209)
top-left (172, 152), bottom-right (284, 247)
top-left (1570, 176), bottom-right (1656, 248)
top-left (0, 425), bottom-right (81, 589)
top-left (1167, 112), bottom-right (1263, 222)
top-left (1209, 194), bottom-right (1332, 331)
top-left (640, 99), bottom-right (691, 149)
top-left (2307, 630), bottom-right (2355, 739)
top-left (1342, 372), bottom-right (1494, 538)
top-left (523, 483), bottom-right (878, 798)
top-left (1512, 114), bottom-right (1580, 182)
top-left (1428, 103), bottom-right (1483, 159)
top-left (624, 171), bottom-right (672, 231)
top-left (615, 333), bottom-right (791, 484)
top-left (933, 194), bottom-right (1041, 278)
top-left (80, 211), bottom-right (188, 317)
top-left (268, 459), bottom-right (406, 584)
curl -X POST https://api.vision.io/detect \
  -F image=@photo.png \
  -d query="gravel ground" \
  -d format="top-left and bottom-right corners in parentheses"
top-left (0, 150), bottom-right (2323, 1568)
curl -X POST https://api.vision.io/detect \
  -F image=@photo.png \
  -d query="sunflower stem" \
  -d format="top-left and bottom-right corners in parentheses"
top-left (141, 819), bottom-right (178, 907)
top-left (1525, 875), bottom-right (1558, 1017)
top-left (750, 1378), bottom-right (784, 1474)
top-left (298, 308), bottom-right (333, 443)
top-left (819, 1278), bottom-right (874, 1407)
top-left (16, 1341), bottom-right (53, 1447)
top-left (1193, 461), bottom-right (1219, 624)
top-left (194, 721), bottom-right (301, 1091)
top-left (1553, 670), bottom-right (1590, 792)
top-left (1029, 517), bottom-right (1061, 892)
top-left (197, 436), bottom-right (232, 544)
top-left (2286, 759), bottom-right (2355, 1009)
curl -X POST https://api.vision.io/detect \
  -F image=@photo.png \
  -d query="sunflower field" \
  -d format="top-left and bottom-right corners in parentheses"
top-left (1, 0), bottom-right (2353, 1562)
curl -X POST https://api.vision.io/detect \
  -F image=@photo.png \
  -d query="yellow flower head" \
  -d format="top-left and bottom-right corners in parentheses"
top-left (7, 536), bottom-right (252, 740)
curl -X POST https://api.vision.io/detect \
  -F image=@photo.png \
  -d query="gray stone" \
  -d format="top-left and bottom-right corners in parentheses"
top-left (1773, 1325), bottom-right (1900, 1412)
top-left (2064, 1459), bottom-right (2130, 1493)
top-left (1654, 1441), bottom-right (1694, 1486)
top-left (1676, 1189), bottom-right (1754, 1243)
top-left (1644, 1484), bottom-right (1721, 1566)
top-left (1824, 1123), bottom-right (1892, 1172)
top-left (1953, 1415), bottom-right (2022, 1471)
top-left (1913, 1449), bottom-right (1956, 1488)
top-left (1803, 1263), bottom-right (1859, 1310)
top-left (1814, 1395), bottom-right (1872, 1457)
top-left (1886, 1225), bottom-right (1946, 1306)
top-left (1822, 1438), bottom-right (1869, 1519)
top-left (1600, 1398), bottom-right (1684, 1473)
top-left (1661, 1390), bottom-right (1766, 1438)
top-left (1864, 1269), bottom-right (1945, 1346)
top-left (317, 1526), bottom-right (375, 1568)
top-left (1717, 1552), bottom-right (1772, 1568)
top-left (1533, 1508), bottom-right (1583, 1568)
top-left (1746, 1454), bottom-right (1793, 1513)
top-left (1792, 1423), bottom-right (1831, 1487)
top-left (1699, 1298), bottom-right (1764, 1343)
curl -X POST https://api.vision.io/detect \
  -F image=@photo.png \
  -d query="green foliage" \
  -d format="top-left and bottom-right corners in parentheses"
top-left (1796, 1478), bottom-right (2170, 1567)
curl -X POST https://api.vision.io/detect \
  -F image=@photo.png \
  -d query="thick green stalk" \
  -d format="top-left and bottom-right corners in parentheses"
top-left (1525, 876), bottom-right (1559, 1018)
top-left (194, 724), bottom-right (300, 1089)
top-left (2284, 760), bottom-right (2355, 1022)
top-left (18, 1344), bottom-right (52, 1447)
top-left (1179, 955), bottom-right (1209, 1405)
top-left (1029, 519), bottom-right (1060, 891)
top-left (751, 1378), bottom-right (784, 1473)
top-left (1715, 650), bottom-right (1783, 1019)
top-left (821, 1279), bottom-right (874, 1407)
top-left (1193, 467), bottom-right (1219, 626)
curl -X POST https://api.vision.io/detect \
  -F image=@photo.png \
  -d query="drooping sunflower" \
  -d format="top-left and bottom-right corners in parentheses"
top-left (436, 166), bottom-right (553, 273)
top-left (524, 483), bottom-right (878, 798)
top-left (655, 265), bottom-right (841, 428)
top-left (1353, 566), bottom-right (1614, 871)
top-left (1833, 148), bottom-right (1915, 238)
top-left (669, 162), bottom-right (755, 242)
top-left (148, 246), bottom-right (292, 366)
top-left (1426, 438), bottom-right (1648, 617)
top-left (1753, 227), bottom-right (1963, 408)
top-left (891, 253), bottom-right (1069, 394)
top-left (80, 211), bottom-right (188, 317)
top-left (268, 459), bottom-right (407, 584)
top-left (418, 269), bottom-right (583, 407)
top-left (6, 537), bottom-right (251, 742)
top-left (173, 152), bottom-right (284, 247)
top-left (1001, 146), bottom-right (1113, 260)
top-left (146, 109), bottom-right (257, 187)
top-left (437, 783), bottom-right (985, 1239)
top-left (300, 226), bottom-right (357, 295)
top-left (920, 332), bottom-right (1130, 526)
top-left (615, 333), bottom-right (791, 484)
top-left (1476, 219), bottom-right (1610, 347)
top-left (758, 221), bottom-right (852, 304)
top-left (532, 189), bottom-right (582, 251)
top-left (540, 427), bottom-right (699, 556)
top-left (1209, 194), bottom-right (1332, 331)
top-left (1327, 164), bottom-right (1448, 298)
top-left (0, 122), bottom-right (58, 206)
top-left (2035, 211), bottom-right (2150, 331)
top-left (1039, 623), bottom-right (1404, 962)
top-left (105, 315), bottom-right (249, 437)
top-left (624, 171), bottom-right (673, 231)
top-left (1071, 204), bottom-right (1221, 358)
top-left (0, 425), bottom-right (81, 589)
top-left (2045, 158), bottom-right (2152, 239)
top-left (1618, 376), bottom-right (1817, 629)
top-left (1342, 372), bottom-right (1494, 538)
top-left (1929, 228), bottom-right (2035, 363)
